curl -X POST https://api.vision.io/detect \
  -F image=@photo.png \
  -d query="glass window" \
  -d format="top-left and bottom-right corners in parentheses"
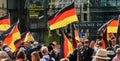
top-left (100, 0), bottom-right (107, 7)
top-left (83, 4), bottom-right (87, 11)
top-left (108, 0), bottom-right (117, 6)
top-left (31, 32), bottom-right (40, 41)
top-left (58, 4), bottom-right (62, 8)
top-left (78, 15), bottom-right (81, 21)
top-left (76, 0), bottom-right (80, 8)
top-left (117, 0), bottom-right (120, 6)
top-left (49, 0), bottom-right (55, 8)
top-left (76, 4), bottom-right (80, 8)
top-left (30, 23), bottom-right (38, 29)
top-left (68, 0), bottom-right (72, 2)
top-left (90, 0), bottom-right (95, 7)
top-left (84, 13), bottom-right (87, 21)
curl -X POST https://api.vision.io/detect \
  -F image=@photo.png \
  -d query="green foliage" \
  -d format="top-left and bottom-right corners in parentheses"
top-left (44, 30), bottom-right (60, 46)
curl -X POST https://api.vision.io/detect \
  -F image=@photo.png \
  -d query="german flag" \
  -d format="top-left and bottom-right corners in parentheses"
top-left (98, 21), bottom-right (110, 49)
top-left (2, 21), bottom-right (21, 52)
top-left (101, 29), bottom-right (107, 49)
top-left (48, 2), bottom-right (78, 30)
top-left (74, 29), bottom-right (80, 42)
top-left (60, 33), bottom-right (74, 58)
top-left (97, 20), bottom-right (111, 35)
top-left (107, 17), bottom-right (119, 33)
top-left (14, 32), bottom-right (26, 51)
top-left (14, 32), bottom-right (34, 50)
top-left (98, 16), bottom-right (119, 49)
top-left (98, 16), bottom-right (119, 34)
top-left (101, 39), bottom-right (107, 49)
top-left (73, 24), bottom-right (80, 48)
top-left (0, 16), bottom-right (10, 31)
top-left (24, 32), bottom-right (34, 42)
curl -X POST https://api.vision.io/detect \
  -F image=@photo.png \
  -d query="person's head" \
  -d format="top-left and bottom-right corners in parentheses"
top-left (0, 51), bottom-right (10, 60)
top-left (52, 41), bottom-right (57, 49)
top-left (2, 44), bottom-right (8, 50)
top-left (89, 41), bottom-right (95, 48)
top-left (48, 45), bottom-right (53, 52)
top-left (60, 58), bottom-right (69, 61)
top-left (18, 45), bottom-right (26, 51)
top-left (111, 38), bottom-right (116, 46)
top-left (23, 41), bottom-right (31, 48)
top-left (98, 41), bottom-right (102, 47)
top-left (33, 41), bottom-right (39, 47)
top-left (31, 51), bottom-right (40, 61)
top-left (93, 49), bottom-right (110, 61)
top-left (116, 48), bottom-right (120, 56)
top-left (115, 44), bottom-right (120, 51)
top-left (4, 47), bottom-right (12, 55)
top-left (83, 39), bottom-right (89, 46)
top-left (49, 41), bottom-right (57, 49)
top-left (16, 50), bottom-right (26, 60)
top-left (41, 46), bottom-right (49, 55)
top-left (77, 42), bottom-right (83, 49)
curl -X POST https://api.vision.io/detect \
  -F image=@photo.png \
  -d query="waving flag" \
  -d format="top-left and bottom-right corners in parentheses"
top-left (14, 32), bottom-right (34, 50)
top-left (60, 32), bottom-right (74, 58)
top-left (101, 29), bottom-right (107, 49)
top-left (98, 15), bottom-right (120, 49)
top-left (1, 21), bottom-right (20, 52)
top-left (0, 16), bottom-right (10, 31)
top-left (24, 32), bottom-right (34, 42)
top-left (48, 2), bottom-right (78, 30)
top-left (107, 18), bottom-right (119, 33)
top-left (73, 24), bottom-right (80, 48)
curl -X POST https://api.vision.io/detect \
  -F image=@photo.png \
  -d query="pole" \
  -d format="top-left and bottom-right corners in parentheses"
top-left (43, 0), bottom-right (48, 42)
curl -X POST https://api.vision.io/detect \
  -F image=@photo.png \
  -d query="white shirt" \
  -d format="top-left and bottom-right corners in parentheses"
top-left (40, 55), bottom-right (55, 61)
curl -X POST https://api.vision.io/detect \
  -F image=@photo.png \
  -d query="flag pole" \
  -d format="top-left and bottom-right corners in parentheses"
top-left (59, 28), bottom-right (64, 59)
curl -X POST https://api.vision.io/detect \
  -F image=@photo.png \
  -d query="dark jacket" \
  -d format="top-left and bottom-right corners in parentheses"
top-left (78, 46), bottom-right (94, 61)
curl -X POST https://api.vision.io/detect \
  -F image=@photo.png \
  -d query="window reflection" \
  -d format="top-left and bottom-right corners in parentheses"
top-left (117, 0), bottom-right (120, 6)
top-left (108, 0), bottom-right (116, 6)
top-left (101, 0), bottom-right (107, 7)
top-left (90, 0), bottom-right (120, 7)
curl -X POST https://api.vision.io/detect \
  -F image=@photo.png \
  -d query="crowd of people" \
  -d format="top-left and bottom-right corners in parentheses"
top-left (0, 37), bottom-right (120, 61)
top-left (68, 38), bottom-right (120, 61)
top-left (0, 41), bottom-right (63, 61)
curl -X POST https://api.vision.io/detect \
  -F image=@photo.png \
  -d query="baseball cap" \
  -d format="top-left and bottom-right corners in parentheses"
top-left (33, 41), bottom-right (38, 45)
top-left (4, 47), bottom-right (11, 52)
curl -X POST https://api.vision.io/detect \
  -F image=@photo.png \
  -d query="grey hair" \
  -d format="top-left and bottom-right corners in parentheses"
top-left (0, 51), bottom-right (10, 58)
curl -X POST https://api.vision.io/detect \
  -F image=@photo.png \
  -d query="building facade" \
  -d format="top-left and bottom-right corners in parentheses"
top-left (0, 0), bottom-right (7, 17)
top-left (0, 0), bottom-right (7, 34)
top-left (2, 0), bottom-right (120, 42)
top-left (48, 0), bottom-right (120, 40)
